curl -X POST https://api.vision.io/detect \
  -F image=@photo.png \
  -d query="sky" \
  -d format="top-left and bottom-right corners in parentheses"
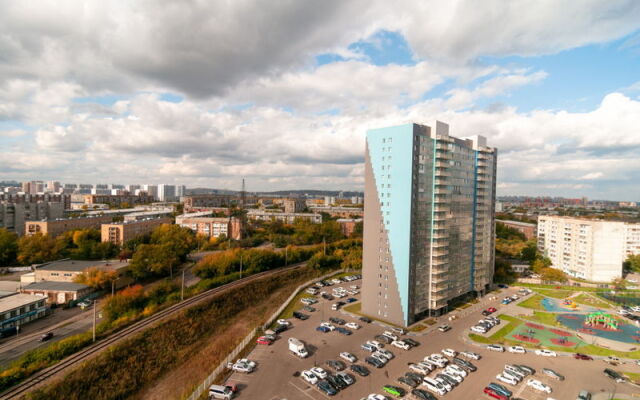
top-left (1, 1), bottom-right (640, 200)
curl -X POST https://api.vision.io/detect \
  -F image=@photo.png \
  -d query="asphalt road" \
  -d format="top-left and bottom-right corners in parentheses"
top-left (225, 283), bottom-right (640, 400)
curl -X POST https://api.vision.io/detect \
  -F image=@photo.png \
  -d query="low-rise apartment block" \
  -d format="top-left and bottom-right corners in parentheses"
top-left (177, 215), bottom-right (242, 240)
top-left (308, 205), bottom-right (364, 218)
top-left (247, 210), bottom-right (322, 224)
top-left (499, 219), bottom-right (537, 240)
top-left (101, 217), bottom-right (172, 245)
top-left (0, 294), bottom-right (48, 333)
top-left (83, 193), bottom-right (154, 207)
top-left (25, 215), bottom-right (114, 237)
top-left (336, 218), bottom-right (362, 237)
top-left (537, 216), bottom-right (640, 281)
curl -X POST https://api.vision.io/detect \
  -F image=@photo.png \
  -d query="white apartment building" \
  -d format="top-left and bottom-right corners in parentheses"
top-left (537, 216), bottom-right (640, 282)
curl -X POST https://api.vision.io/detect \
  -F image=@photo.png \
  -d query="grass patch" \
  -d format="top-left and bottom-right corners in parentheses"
top-left (408, 324), bottom-right (427, 332)
top-left (424, 318), bottom-right (437, 326)
top-left (468, 314), bottom-right (522, 345)
top-left (536, 288), bottom-right (574, 299)
top-left (517, 294), bottom-right (546, 310)
top-left (521, 311), bottom-right (559, 327)
top-left (573, 293), bottom-right (614, 309)
top-left (623, 372), bottom-right (640, 384)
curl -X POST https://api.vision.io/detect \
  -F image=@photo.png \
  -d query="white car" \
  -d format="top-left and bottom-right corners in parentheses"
top-left (471, 325), bottom-right (488, 333)
top-left (434, 376), bottom-right (452, 392)
top-left (320, 322), bottom-right (336, 331)
top-left (417, 361), bottom-right (435, 371)
top-left (445, 364), bottom-right (467, 377)
top-left (361, 343), bottom-right (376, 352)
top-left (382, 331), bottom-right (398, 341)
top-left (487, 344), bottom-right (505, 352)
top-left (441, 348), bottom-right (457, 357)
top-left (301, 370), bottom-right (318, 384)
top-left (367, 340), bottom-right (384, 349)
top-left (535, 349), bottom-right (557, 357)
top-left (422, 377), bottom-right (447, 396)
top-left (230, 363), bottom-right (253, 373)
top-left (441, 371), bottom-right (463, 383)
top-left (310, 367), bottom-right (327, 379)
top-left (460, 351), bottom-right (481, 360)
top-left (236, 358), bottom-right (256, 369)
top-left (508, 345), bottom-right (526, 354)
top-left (367, 395), bottom-right (387, 400)
top-left (346, 322), bottom-right (360, 330)
top-left (409, 363), bottom-right (430, 375)
top-left (376, 348), bottom-right (394, 359)
top-left (350, 285), bottom-right (359, 289)
top-left (527, 378), bottom-right (552, 393)
top-left (391, 340), bottom-right (410, 350)
top-left (340, 352), bottom-right (357, 363)
top-left (496, 373), bottom-right (519, 386)
top-left (277, 319), bottom-right (291, 326)
top-left (372, 352), bottom-right (389, 364)
top-left (425, 355), bottom-right (447, 368)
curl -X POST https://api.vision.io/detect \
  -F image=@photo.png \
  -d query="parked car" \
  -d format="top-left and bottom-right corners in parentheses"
top-left (302, 305), bottom-right (316, 312)
top-left (350, 364), bottom-right (370, 376)
top-left (365, 356), bottom-right (384, 368)
top-left (374, 334), bottom-right (393, 344)
top-left (515, 364), bottom-right (535, 375)
top-left (382, 384), bottom-right (405, 397)
top-left (382, 331), bottom-right (398, 341)
top-left (508, 345), bottom-right (526, 354)
top-left (337, 371), bottom-right (355, 386)
top-left (310, 367), bottom-right (328, 379)
top-left (359, 316), bottom-right (373, 323)
top-left (403, 338), bottom-right (420, 347)
top-left (398, 375), bottom-right (420, 388)
top-left (317, 380), bottom-right (337, 396)
top-left (496, 373), bottom-right (519, 386)
top-left (438, 324), bottom-right (451, 332)
top-left (326, 360), bottom-right (346, 371)
top-left (301, 370), bottom-right (318, 384)
top-left (542, 368), bottom-right (565, 381)
top-left (603, 368), bottom-right (626, 383)
top-left (487, 344), bottom-right (505, 352)
top-left (460, 351), bottom-right (481, 360)
top-left (316, 326), bottom-right (331, 333)
top-left (293, 311), bottom-right (309, 320)
top-left (574, 353), bottom-right (594, 360)
top-left (256, 336), bottom-right (272, 345)
top-left (484, 387), bottom-right (509, 400)
top-left (361, 343), bottom-right (376, 352)
top-left (535, 349), bottom-right (557, 357)
top-left (336, 327), bottom-right (352, 335)
top-left (345, 322), bottom-right (360, 329)
top-left (577, 390), bottom-right (592, 400)
top-left (487, 382), bottom-right (512, 398)
top-left (526, 379), bottom-right (552, 393)
top-left (340, 352), bottom-right (357, 363)
top-left (441, 348), bottom-right (457, 357)
top-left (412, 388), bottom-right (437, 400)
top-left (391, 340), bottom-right (410, 350)
top-left (329, 317), bottom-right (346, 325)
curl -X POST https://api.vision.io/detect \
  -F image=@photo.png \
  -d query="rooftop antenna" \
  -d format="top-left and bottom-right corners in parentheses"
top-left (241, 178), bottom-right (246, 210)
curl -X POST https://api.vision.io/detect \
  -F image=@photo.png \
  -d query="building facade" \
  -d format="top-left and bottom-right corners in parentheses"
top-left (247, 210), bottom-right (322, 224)
top-left (283, 198), bottom-right (306, 213)
top-left (83, 194), bottom-right (153, 207)
top-left (21, 282), bottom-right (92, 304)
top-left (0, 294), bottom-right (48, 334)
top-left (336, 218), bottom-right (362, 237)
top-left (537, 216), bottom-right (639, 282)
top-left (25, 215), bottom-right (114, 237)
top-left (362, 122), bottom-right (497, 326)
top-left (101, 217), bottom-right (172, 245)
top-left (1, 194), bottom-right (67, 235)
top-left (177, 216), bottom-right (242, 240)
top-left (499, 220), bottom-right (537, 240)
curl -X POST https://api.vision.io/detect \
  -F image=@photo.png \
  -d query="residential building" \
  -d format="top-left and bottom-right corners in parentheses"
top-left (122, 210), bottom-right (173, 222)
top-left (337, 218), bottom-right (362, 237)
top-left (101, 217), bottom-right (172, 245)
top-left (21, 282), bottom-right (92, 305)
top-left (361, 122), bottom-right (497, 326)
top-left (46, 181), bottom-right (61, 193)
top-left (0, 193), bottom-right (67, 235)
top-left (246, 210), bottom-right (322, 224)
top-left (537, 216), bottom-right (640, 281)
top-left (308, 205), bottom-right (364, 218)
top-left (283, 198), bottom-right (306, 213)
top-left (25, 215), bottom-right (114, 237)
top-left (157, 184), bottom-right (176, 202)
top-left (83, 193), bottom-right (154, 207)
top-left (141, 184), bottom-right (158, 200)
top-left (499, 219), bottom-right (537, 240)
top-left (183, 194), bottom-right (237, 211)
top-left (0, 294), bottom-right (48, 334)
top-left (177, 216), bottom-right (242, 240)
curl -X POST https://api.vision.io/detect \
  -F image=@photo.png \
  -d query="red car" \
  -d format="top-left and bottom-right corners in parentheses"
top-left (487, 307), bottom-right (497, 313)
top-left (483, 387), bottom-right (508, 400)
top-left (574, 353), bottom-right (593, 360)
top-left (256, 336), bottom-right (272, 345)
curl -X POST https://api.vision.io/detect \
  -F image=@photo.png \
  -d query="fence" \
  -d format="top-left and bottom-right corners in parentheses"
top-left (186, 269), bottom-right (348, 400)
top-left (185, 327), bottom-right (257, 400)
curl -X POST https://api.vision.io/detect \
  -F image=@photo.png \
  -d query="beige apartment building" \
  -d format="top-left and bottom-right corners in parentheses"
top-left (25, 215), bottom-right (114, 237)
top-left (101, 217), bottom-right (172, 245)
top-left (177, 216), bottom-right (242, 240)
top-left (537, 216), bottom-right (640, 282)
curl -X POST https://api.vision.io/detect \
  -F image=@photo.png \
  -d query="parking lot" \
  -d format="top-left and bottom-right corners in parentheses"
top-left (224, 279), bottom-right (640, 399)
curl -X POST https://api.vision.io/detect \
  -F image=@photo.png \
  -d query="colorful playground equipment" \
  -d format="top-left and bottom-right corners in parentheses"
top-left (562, 298), bottom-right (578, 309)
top-left (584, 311), bottom-right (618, 330)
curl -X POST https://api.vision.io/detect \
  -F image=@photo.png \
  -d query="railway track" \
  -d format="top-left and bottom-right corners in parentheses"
top-left (0, 262), bottom-right (306, 400)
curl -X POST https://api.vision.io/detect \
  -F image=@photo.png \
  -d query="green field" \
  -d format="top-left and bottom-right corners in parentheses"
top-left (517, 294), bottom-right (546, 310)
top-left (536, 288), bottom-right (574, 299)
top-left (572, 293), bottom-right (614, 309)
top-left (522, 311), bottom-right (559, 327)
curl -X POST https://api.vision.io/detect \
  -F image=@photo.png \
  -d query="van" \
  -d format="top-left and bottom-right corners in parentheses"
top-left (208, 384), bottom-right (233, 399)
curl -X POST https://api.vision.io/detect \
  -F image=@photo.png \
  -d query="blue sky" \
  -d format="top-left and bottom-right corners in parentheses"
top-left (1, 1), bottom-right (640, 200)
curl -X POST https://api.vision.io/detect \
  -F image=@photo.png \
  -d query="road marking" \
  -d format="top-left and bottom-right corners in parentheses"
top-left (288, 380), bottom-right (321, 400)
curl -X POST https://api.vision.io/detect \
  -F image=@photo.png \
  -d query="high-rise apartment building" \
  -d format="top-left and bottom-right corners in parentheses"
top-left (537, 216), bottom-right (639, 282)
top-left (157, 184), bottom-right (176, 202)
top-left (362, 122), bottom-right (497, 326)
top-left (141, 184), bottom-right (158, 200)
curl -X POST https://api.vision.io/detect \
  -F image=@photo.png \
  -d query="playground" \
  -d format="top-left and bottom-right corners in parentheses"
top-left (539, 297), bottom-right (602, 313)
top-left (557, 312), bottom-right (640, 344)
top-left (508, 322), bottom-right (584, 347)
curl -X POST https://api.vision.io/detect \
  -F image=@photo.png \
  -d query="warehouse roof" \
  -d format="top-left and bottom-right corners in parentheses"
top-left (0, 293), bottom-right (44, 312)
top-left (38, 259), bottom-right (128, 272)
top-left (23, 281), bottom-right (90, 292)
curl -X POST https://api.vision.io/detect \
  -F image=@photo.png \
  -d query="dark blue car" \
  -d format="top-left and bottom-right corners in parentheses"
top-left (316, 326), bottom-right (331, 333)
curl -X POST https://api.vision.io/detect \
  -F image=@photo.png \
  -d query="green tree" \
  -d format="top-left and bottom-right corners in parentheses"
top-left (540, 267), bottom-right (568, 283)
top-left (0, 228), bottom-right (18, 267)
top-left (17, 233), bottom-right (59, 265)
top-left (520, 240), bottom-right (537, 262)
top-left (128, 244), bottom-right (179, 280)
top-left (624, 254), bottom-right (640, 273)
top-left (495, 222), bottom-right (526, 241)
top-left (150, 224), bottom-right (195, 261)
top-left (611, 277), bottom-right (627, 290)
top-left (494, 258), bottom-right (517, 283)
top-left (307, 252), bottom-right (341, 270)
top-left (350, 221), bottom-right (363, 238)
top-left (531, 256), bottom-right (552, 273)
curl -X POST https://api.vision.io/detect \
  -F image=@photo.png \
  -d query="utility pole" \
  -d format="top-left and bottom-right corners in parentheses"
top-left (323, 237), bottom-right (326, 256)
top-left (111, 280), bottom-right (115, 297)
top-left (181, 269), bottom-right (185, 301)
top-left (92, 300), bottom-right (97, 342)
top-left (285, 247), bottom-right (288, 266)
top-left (239, 255), bottom-right (243, 279)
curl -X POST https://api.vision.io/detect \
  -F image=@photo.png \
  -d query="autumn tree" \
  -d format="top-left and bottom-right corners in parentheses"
top-left (74, 267), bottom-right (119, 290)
top-left (611, 277), bottom-right (627, 290)
top-left (0, 228), bottom-right (18, 267)
top-left (103, 284), bottom-right (146, 321)
top-left (540, 267), bottom-right (568, 283)
top-left (128, 244), bottom-right (179, 280)
top-left (17, 233), bottom-right (59, 265)
top-left (150, 224), bottom-right (196, 262)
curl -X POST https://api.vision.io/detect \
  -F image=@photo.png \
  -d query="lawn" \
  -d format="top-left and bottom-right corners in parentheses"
top-left (536, 288), bottom-right (574, 299)
top-left (522, 311), bottom-right (559, 327)
top-left (469, 314), bottom-right (522, 344)
top-left (517, 294), bottom-right (546, 310)
top-left (572, 292), bottom-right (614, 309)
top-left (408, 324), bottom-right (427, 332)
top-left (623, 372), bottom-right (640, 384)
